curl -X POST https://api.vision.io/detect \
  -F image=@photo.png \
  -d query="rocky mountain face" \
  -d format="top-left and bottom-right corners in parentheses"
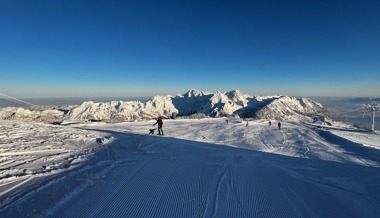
top-left (0, 90), bottom-right (327, 123)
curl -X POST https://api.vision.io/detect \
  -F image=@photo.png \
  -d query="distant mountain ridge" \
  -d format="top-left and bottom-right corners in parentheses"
top-left (0, 90), bottom-right (328, 123)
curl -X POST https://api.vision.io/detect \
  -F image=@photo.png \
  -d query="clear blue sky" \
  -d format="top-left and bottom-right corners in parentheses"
top-left (1, 0), bottom-right (379, 98)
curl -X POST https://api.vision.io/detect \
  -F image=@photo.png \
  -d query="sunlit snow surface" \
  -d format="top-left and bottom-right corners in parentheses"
top-left (1, 118), bottom-right (380, 217)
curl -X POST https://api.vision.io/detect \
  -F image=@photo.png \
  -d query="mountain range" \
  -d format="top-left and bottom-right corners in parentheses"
top-left (0, 90), bottom-right (329, 124)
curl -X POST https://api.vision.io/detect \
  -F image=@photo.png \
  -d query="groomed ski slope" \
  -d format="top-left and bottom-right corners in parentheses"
top-left (1, 118), bottom-right (380, 217)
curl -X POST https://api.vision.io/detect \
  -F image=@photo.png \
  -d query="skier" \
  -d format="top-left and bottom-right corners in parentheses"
top-left (278, 122), bottom-right (281, 130)
top-left (269, 120), bottom-right (271, 126)
top-left (153, 117), bottom-right (164, 135)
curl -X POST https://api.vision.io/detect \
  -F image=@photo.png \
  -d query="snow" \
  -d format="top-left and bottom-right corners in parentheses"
top-left (1, 118), bottom-right (380, 217)
top-left (0, 90), bottom-right (329, 124)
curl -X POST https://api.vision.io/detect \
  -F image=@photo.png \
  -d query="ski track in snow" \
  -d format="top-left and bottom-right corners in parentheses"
top-left (1, 118), bottom-right (380, 217)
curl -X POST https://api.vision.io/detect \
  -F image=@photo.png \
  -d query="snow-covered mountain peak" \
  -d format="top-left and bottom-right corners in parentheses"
top-left (226, 90), bottom-right (244, 98)
top-left (0, 90), bottom-right (330, 123)
top-left (183, 89), bottom-right (210, 98)
top-left (210, 91), bottom-right (228, 102)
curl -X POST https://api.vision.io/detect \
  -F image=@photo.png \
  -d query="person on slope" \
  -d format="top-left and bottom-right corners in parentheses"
top-left (278, 122), bottom-right (281, 130)
top-left (153, 117), bottom-right (164, 135)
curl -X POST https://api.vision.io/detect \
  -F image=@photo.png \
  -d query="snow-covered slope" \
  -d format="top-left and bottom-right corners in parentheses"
top-left (0, 90), bottom-right (328, 123)
top-left (1, 119), bottom-right (379, 217)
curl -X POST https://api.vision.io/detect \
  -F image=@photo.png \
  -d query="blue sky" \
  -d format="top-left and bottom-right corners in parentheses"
top-left (1, 0), bottom-right (379, 98)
